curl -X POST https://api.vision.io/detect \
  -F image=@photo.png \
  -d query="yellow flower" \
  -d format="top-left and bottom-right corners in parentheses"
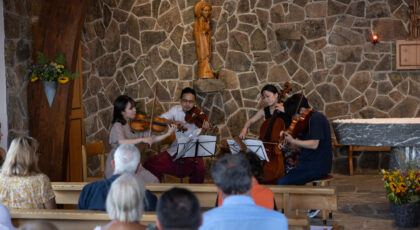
top-left (30, 76), bottom-right (39, 82)
top-left (398, 182), bottom-right (407, 193)
top-left (393, 170), bottom-right (400, 176)
top-left (409, 171), bottom-right (415, 180)
top-left (389, 182), bottom-right (397, 192)
top-left (58, 76), bottom-right (69, 84)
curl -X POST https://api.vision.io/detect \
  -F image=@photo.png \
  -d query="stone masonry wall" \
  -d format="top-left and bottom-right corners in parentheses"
top-left (3, 0), bottom-right (41, 144)
top-left (81, 0), bottom-right (420, 174)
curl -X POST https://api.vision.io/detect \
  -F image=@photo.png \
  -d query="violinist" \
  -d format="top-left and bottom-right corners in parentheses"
top-left (104, 95), bottom-right (176, 182)
top-left (239, 84), bottom-right (291, 139)
top-left (143, 87), bottom-right (210, 183)
top-left (278, 93), bottom-right (332, 186)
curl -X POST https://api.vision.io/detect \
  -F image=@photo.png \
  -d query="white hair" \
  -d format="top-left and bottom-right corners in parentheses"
top-left (113, 144), bottom-right (140, 174)
top-left (106, 173), bottom-right (145, 222)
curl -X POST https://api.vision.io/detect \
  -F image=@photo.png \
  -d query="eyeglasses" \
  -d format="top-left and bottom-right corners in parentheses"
top-left (181, 99), bottom-right (195, 104)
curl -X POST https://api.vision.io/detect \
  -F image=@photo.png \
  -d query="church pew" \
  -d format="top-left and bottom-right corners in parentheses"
top-left (10, 209), bottom-right (309, 230)
top-left (52, 182), bottom-right (337, 217)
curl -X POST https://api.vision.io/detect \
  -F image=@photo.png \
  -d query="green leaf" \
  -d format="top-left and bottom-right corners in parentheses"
top-left (37, 51), bottom-right (49, 66)
top-left (55, 53), bottom-right (66, 65)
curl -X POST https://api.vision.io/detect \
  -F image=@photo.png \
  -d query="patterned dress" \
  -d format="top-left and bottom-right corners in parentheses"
top-left (0, 173), bottom-right (55, 209)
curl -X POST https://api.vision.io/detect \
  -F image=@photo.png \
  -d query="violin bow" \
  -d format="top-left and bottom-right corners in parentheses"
top-left (148, 85), bottom-right (158, 136)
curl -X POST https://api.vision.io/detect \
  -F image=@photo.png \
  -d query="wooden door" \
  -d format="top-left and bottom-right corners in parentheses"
top-left (68, 44), bottom-right (84, 182)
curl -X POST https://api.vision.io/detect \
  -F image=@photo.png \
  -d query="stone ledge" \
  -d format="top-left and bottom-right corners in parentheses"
top-left (193, 79), bottom-right (225, 93)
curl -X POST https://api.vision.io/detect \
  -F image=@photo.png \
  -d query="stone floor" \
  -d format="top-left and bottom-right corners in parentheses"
top-left (309, 170), bottom-right (419, 230)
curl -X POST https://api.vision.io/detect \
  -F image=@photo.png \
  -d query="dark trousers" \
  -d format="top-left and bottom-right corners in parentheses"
top-left (277, 162), bottom-right (329, 185)
top-left (143, 151), bottom-right (205, 183)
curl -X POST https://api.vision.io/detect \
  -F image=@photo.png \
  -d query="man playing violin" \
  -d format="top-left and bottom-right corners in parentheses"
top-left (278, 93), bottom-right (332, 186)
top-left (144, 87), bottom-right (210, 183)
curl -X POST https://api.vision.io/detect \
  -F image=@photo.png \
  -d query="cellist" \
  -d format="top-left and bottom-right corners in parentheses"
top-left (278, 93), bottom-right (332, 186)
top-left (239, 84), bottom-right (292, 184)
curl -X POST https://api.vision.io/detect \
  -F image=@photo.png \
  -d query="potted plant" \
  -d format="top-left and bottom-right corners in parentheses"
top-left (27, 51), bottom-right (78, 106)
top-left (381, 168), bottom-right (420, 227)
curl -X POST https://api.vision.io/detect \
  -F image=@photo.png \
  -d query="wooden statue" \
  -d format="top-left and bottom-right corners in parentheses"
top-left (409, 0), bottom-right (420, 39)
top-left (194, 1), bottom-right (214, 79)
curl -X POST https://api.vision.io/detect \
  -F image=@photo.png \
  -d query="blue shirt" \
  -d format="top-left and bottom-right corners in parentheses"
top-left (298, 111), bottom-right (332, 174)
top-left (200, 195), bottom-right (288, 230)
top-left (78, 174), bottom-right (157, 211)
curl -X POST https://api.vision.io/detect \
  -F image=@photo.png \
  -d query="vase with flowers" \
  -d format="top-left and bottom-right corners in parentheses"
top-left (27, 52), bottom-right (78, 107)
top-left (381, 168), bottom-right (420, 227)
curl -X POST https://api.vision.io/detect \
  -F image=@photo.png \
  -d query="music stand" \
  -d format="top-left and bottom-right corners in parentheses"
top-left (175, 135), bottom-right (217, 182)
top-left (227, 139), bottom-right (269, 162)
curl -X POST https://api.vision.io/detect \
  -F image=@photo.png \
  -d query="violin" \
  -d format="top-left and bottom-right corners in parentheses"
top-left (284, 108), bottom-right (312, 140)
top-left (185, 106), bottom-right (209, 128)
top-left (131, 113), bottom-right (187, 133)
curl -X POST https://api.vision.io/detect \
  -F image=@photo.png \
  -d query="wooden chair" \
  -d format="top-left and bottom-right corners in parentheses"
top-left (82, 141), bottom-right (105, 182)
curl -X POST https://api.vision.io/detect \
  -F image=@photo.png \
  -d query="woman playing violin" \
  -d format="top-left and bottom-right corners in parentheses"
top-left (239, 84), bottom-right (291, 139)
top-left (144, 87), bottom-right (210, 183)
top-left (278, 93), bottom-right (332, 186)
top-left (104, 95), bottom-right (176, 182)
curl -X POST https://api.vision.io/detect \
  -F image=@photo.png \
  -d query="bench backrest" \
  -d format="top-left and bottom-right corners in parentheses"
top-left (52, 182), bottom-right (337, 215)
top-left (10, 209), bottom-right (309, 230)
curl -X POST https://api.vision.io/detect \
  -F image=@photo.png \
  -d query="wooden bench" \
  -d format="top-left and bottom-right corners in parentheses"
top-left (10, 209), bottom-right (309, 230)
top-left (52, 182), bottom-right (337, 222)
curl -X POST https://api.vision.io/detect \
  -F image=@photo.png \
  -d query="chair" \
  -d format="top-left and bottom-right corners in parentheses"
top-left (82, 141), bottom-right (105, 182)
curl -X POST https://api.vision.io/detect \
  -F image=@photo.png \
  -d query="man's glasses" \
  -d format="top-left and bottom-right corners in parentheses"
top-left (181, 99), bottom-right (195, 104)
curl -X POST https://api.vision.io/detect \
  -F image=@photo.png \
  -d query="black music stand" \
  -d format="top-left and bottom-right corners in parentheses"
top-left (175, 135), bottom-right (216, 182)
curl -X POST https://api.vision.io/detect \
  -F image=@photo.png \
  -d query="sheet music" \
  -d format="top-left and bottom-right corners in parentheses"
top-left (176, 135), bottom-right (216, 160)
top-left (227, 139), bottom-right (269, 162)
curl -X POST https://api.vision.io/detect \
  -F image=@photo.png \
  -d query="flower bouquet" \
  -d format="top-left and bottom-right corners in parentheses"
top-left (27, 51), bottom-right (78, 84)
top-left (381, 169), bottom-right (420, 227)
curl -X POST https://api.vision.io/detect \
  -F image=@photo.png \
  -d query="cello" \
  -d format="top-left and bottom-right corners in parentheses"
top-left (259, 82), bottom-right (291, 184)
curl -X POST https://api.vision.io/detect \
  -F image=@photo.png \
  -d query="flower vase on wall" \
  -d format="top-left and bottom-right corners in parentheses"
top-left (42, 81), bottom-right (57, 107)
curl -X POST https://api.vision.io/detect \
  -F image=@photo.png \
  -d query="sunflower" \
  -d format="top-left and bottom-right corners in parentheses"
top-left (30, 76), bottom-right (39, 82)
top-left (389, 182), bottom-right (398, 193)
top-left (58, 76), bottom-right (69, 84)
top-left (398, 182), bottom-right (407, 193)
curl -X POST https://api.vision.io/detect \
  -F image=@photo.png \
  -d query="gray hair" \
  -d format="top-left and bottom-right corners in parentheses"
top-left (106, 173), bottom-right (145, 222)
top-left (113, 144), bottom-right (140, 174)
top-left (18, 221), bottom-right (58, 230)
top-left (210, 154), bottom-right (251, 195)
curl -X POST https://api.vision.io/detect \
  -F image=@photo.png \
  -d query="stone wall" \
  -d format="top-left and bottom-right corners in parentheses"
top-left (81, 0), bottom-right (420, 174)
top-left (3, 0), bottom-right (41, 144)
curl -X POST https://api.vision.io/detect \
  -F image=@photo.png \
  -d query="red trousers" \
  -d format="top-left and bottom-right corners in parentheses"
top-left (143, 151), bottom-right (205, 183)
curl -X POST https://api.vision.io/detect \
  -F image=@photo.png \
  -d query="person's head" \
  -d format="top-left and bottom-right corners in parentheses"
top-left (1, 135), bottom-right (40, 177)
top-left (0, 204), bottom-right (16, 230)
top-left (211, 154), bottom-right (251, 196)
top-left (284, 93), bottom-right (310, 118)
top-left (194, 1), bottom-right (212, 18)
top-left (238, 150), bottom-right (263, 182)
top-left (156, 188), bottom-right (201, 230)
top-left (112, 144), bottom-right (141, 175)
top-left (180, 87), bottom-right (197, 112)
top-left (106, 173), bottom-right (146, 222)
top-left (261, 84), bottom-right (279, 107)
top-left (112, 95), bottom-right (136, 125)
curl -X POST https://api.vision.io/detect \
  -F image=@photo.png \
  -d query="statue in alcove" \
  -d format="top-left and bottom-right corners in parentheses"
top-left (194, 1), bottom-right (214, 79)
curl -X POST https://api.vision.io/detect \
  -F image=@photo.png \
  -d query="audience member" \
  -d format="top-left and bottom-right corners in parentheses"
top-left (156, 188), bottom-right (201, 230)
top-left (95, 173), bottom-right (148, 230)
top-left (18, 221), bottom-right (57, 230)
top-left (79, 144), bottom-right (157, 211)
top-left (200, 154), bottom-right (287, 230)
top-left (218, 150), bottom-right (275, 210)
top-left (0, 136), bottom-right (56, 209)
top-left (0, 204), bottom-right (16, 230)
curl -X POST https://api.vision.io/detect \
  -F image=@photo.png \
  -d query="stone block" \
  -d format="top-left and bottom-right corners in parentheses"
top-left (306, 2), bottom-right (327, 18)
top-left (193, 79), bottom-right (225, 92)
top-left (337, 46), bottom-right (362, 63)
top-left (229, 31), bottom-right (250, 52)
top-left (219, 69), bottom-right (239, 89)
top-left (238, 72), bottom-right (258, 89)
top-left (156, 61), bottom-right (178, 80)
top-left (225, 51), bottom-right (251, 72)
top-left (158, 8), bottom-right (182, 33)
top-left (372, 19), bottom-right (407, 41)
top-left (268, 65), bottom-right (290, 82)
top-left (275, 29), bottom-right (302, 40)
top-left (141, 31), bottom-right (166, 53)
top-left (317, 83), bottom-right (342, 102)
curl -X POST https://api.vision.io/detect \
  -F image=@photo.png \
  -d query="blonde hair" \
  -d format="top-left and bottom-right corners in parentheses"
top-left (106, 173), bottom-right (145, 222)
top-left (1, 135), bottom-right (40, 176)
top-left (194, 1), bottom-right (212, 17)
